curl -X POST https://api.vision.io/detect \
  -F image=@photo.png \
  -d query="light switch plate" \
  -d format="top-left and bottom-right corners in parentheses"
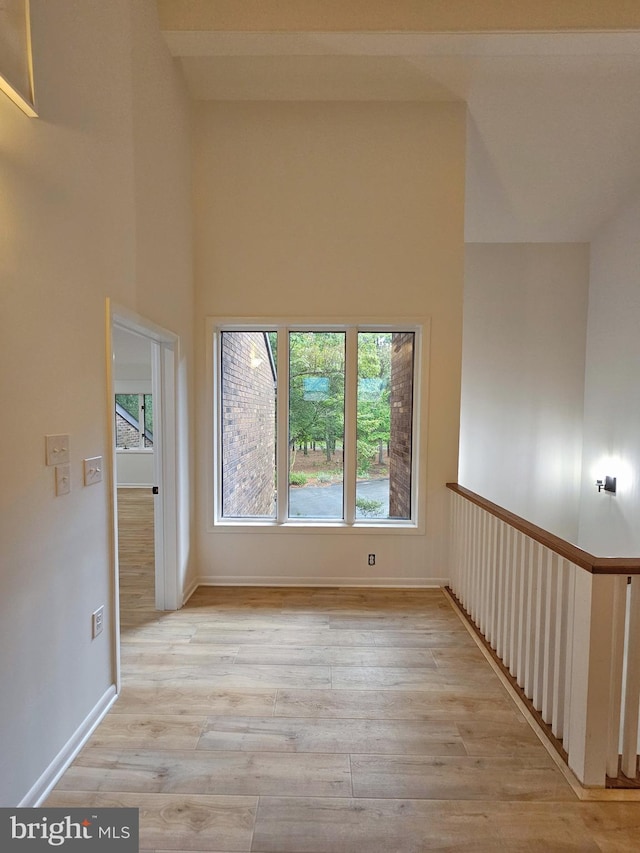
top-left (55, 464), bottom-right (71, 496)
top-left (84, 456), bottom-right (103, 486)
top-left (46, 434), bottom-right (70, 466)
top-left (92, 605), bottom-right (104, 638)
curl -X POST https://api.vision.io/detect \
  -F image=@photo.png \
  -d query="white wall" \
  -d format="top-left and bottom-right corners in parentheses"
top-left (460, 243), bottom-right (589, 542)
top-left (116, 452), bottom-right (154, 487)
top-left (0, 0), bottom-right (193, 806)
top-left (193, 101), bottom-right (466, 585)
top-left (578, 191), bottom-right (640, 555)
top-left (130, 1), bottom-right (196, 595)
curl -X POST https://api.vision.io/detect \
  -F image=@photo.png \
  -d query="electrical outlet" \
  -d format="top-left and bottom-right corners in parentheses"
top-left (46, 434), bottom-right (70, 466)
top-left (92, 606), bottom-right (104, 639)
top-left (84, 456), bottom-right (103, 486)
top-left (368, 554), bottom-right (376, 566)
top-left (55, 464), bottom-right (71, 496)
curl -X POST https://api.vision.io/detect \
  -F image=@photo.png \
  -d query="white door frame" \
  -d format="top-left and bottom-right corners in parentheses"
top-left (150, 337), bottom-right (178, 611)
top-left (106, 300), bottom-right (181, 687)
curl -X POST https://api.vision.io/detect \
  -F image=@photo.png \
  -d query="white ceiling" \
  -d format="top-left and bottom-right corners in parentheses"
top-left (163, 31), bottom-right (640, 243)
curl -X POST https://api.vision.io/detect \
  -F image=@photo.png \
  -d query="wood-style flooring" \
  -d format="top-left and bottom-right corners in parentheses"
top-left (46, 490), bottom-right (640, 851)
top-left (116, 487), bottom-right (156, 624)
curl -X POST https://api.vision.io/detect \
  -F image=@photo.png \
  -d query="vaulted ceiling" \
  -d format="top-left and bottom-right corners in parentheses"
top-left (161, 24), bottom-right (640, 243)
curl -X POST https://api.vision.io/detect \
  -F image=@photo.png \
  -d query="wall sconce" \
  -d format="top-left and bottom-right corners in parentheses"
top-left (596, 476), bottom-right (616, 494)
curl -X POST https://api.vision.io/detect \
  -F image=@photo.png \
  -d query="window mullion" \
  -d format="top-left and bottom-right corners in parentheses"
top-left (214, 333), bottom-right (222, 520)
top-left (276, 328), bottom-right (289, 523)
top-left (344, 327), bottom-right (358, 524)
top-left (138, 394), bottom-right (144, 448)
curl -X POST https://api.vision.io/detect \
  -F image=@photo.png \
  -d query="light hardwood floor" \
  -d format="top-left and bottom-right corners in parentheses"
top-left (46, 492), bottom-right (640, 851)
top-left (116, 487), bottom-right (156, 627)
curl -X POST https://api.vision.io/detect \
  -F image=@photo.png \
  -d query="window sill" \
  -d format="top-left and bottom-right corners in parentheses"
top-left (208, 520), bottom-right (422, 535)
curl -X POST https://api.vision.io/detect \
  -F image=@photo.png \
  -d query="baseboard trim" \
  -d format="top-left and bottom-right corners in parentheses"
top-left (116, 483), bottom-right (153, 489)
top-left (190, 576), bottom-right (450, 589)
top-left (19, 684), bottom-right (118, 807)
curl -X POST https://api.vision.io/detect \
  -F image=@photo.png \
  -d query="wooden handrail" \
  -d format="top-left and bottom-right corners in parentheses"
top-left (447, 483), bottom-right (640, 575)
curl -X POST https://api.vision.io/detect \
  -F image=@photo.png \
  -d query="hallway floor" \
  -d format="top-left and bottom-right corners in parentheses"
top-left (46, 489), bottom-right (640, 853)
top-left (46, 503), bottom-right (640, 850)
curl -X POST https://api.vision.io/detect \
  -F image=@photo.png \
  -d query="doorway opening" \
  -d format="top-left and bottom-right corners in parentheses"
top-left (107, 301), bottom-right (180, 688)
top-left (112, 328), bottom-right (157, 628)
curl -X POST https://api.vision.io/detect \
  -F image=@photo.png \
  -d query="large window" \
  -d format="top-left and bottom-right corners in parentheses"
top-left (289, 331), bottom-right (345, 519)
top-left (214, 324), bottom-right (419, 526)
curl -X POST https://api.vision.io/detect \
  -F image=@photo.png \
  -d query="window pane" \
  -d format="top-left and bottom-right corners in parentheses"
top-left (143, 394), bottom-right (153, 448)
top-left (116, 393), bottom-right (138, 420)
top-left (288, 331), bottom-right (345, 519)
top-left (115, 393), bottom-right (141, 449)
top-left (356, 332), bottom-right (414, 520)
top-left (221, 331), bottom-right (277, 518)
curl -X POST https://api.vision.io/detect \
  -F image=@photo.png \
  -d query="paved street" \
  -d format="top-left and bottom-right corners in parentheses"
top-left (289, 478), bottom-right (389, 519)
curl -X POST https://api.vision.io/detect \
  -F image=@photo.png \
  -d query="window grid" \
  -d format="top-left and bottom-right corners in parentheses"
top-left (214, 322), bottom-right (420, 528)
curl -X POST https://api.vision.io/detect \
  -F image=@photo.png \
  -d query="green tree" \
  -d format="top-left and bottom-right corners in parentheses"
top-left (289, 332), bottom-right (345, 465)
top-left (116, 393), bottom-right (140, 421)
top-left (283, 331), bottom-right (392, 477)
top-left (356, 334), bottom-right (391, 476)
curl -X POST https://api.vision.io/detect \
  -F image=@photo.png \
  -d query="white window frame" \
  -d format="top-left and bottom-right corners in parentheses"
top-left (208, 317), bottom-right (428, 533)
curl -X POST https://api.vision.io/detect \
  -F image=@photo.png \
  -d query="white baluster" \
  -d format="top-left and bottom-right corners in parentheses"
top-left (524, 540), bottom-right (538, 700)
top-left (456, 495), bottom-right (463, 592)
top-left (476, 505), bottom-right (485, 626)
top-left (606, 575), bottom-right (627, 779)
top-left (532, 545), bottom-right (547, 711)
top-left (541, 551), bottom-right (557, 725)
top-left (552, 559), bottom-right (570, 740)
top-left (470, 504), bottom-right (479, 622)
top-left (459, 497), bottom-right (469, 607)
top-left (504, 527), bottom-right (520, 677)
top-left (563, 564), bottom-right (577, 750)
top-left (495, 521), bottom-right (504, 655)
top-left (449, 493), bottom-right (457, 592)
top-left (479, 510), bottom-right (489, 635)
top-left (621, 577), bottom-right (640, 779)
top-left (495, 517), bottom-right (502, 644)
top-left (473, 504), bottom-right (482, 624)
top-left (516, 537), bottom-right (530, 690)
top-left (465, 499), bottom-right (474, 610)
top-left (486, 516), bottom-right (497, 646)
top-left (486, 511), bottom-right (494, 636)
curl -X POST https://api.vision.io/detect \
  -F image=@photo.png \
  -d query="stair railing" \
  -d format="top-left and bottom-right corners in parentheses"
top-left (447, 483), bottom-right (640, 788)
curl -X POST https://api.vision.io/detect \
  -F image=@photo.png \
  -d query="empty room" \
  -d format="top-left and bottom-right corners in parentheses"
top-left (2, 2), bottom-right (640, 851)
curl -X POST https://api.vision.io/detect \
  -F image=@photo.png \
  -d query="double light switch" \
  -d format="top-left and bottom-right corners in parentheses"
top-left (46, 435), bottom-right (71, 497)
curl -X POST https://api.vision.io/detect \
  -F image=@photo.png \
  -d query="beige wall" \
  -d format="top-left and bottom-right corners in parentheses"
top-left (460, 244), bottom-right (589, 543)
top-left (193, 101), bottom-right (465, 584)
top-left (0, 0), bottom-right (193, 806)
top-left (578, 190), bottom-right (640, 556)
top-left (131, 0), bottom-right (196, 595)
